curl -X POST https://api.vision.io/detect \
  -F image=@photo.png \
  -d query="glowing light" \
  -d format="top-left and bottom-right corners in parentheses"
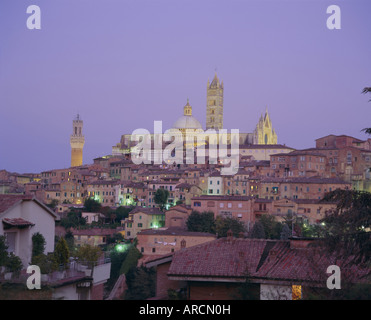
top-left (292, 285), bottom-right (302, 300)
top-left (115, 243), bottom-right (127, 252)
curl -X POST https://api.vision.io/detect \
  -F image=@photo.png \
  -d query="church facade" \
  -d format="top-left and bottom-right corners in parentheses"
top-left (112, 73), bottom-right (279, 156)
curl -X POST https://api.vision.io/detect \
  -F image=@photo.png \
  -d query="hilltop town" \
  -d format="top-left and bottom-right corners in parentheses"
top-left (0, 75), bottom-right (370, 300)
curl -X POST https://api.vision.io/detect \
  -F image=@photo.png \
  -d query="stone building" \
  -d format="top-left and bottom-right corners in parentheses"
top-left (70, 114), bottom-right (85, 167)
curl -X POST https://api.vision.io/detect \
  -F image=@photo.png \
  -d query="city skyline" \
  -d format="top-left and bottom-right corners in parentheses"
top-left (1, 0), bottom-right (371, 173)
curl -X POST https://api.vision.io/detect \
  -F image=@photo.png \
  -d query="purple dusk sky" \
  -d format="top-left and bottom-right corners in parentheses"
top-left (0, 0), bottom-right (370, 174)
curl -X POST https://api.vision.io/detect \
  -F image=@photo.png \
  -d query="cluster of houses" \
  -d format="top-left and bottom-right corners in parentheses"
top-left (0, 133), bottom-right (370, 299)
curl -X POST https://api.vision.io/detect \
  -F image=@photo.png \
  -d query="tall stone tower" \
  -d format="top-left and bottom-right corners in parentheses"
top-left (206, 73), bottom-right (224, 130)
top-left (70, 114), bottom-right (85, 167)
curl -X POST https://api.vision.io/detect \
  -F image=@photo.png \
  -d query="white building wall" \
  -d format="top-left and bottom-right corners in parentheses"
top-left (0, 200), bottom-right (56, 267)
top-left (260, 284), bottom-right (292, 300)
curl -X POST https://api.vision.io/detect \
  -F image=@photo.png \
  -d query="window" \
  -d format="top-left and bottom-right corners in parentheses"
top-left (138, 223), bottom-right (143, 228)
top-left (5, 232), bottom-right (16, 253)
top-left (347, 152), bottom-right (352, 164)
top-left (228, 203), bottom-right (232, 208)
top-left (194, 201), bottom-right (201, 207)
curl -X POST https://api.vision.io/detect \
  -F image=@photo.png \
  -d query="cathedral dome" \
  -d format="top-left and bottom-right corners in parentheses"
top-left (172, 99), bottom-right (203, 130)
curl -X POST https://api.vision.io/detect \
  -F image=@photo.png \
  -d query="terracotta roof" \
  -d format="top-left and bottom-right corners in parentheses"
top-left (72, 228), bottom-right (119, 236)
top-left (2, 217), bottom-right (35, 228)
top-left (0, 194), bottom-right (33, 214)
top-left (138, 227), bottom-right (216, 238)
top-left (168, 238), bottom-right (269, 279)
top-left (259, 176), bottom-right (350, 184)
top-left (175, 183), bottom-right (192, 189)
top-left (239, 144), bottom-right (294, 150)
top-left (129, 207), bottom-right (164, 216)
top-left (167, 238), bottom-right (369, 284)
top-left (191, 195), bottom-right (254, 201)
top-left (89, 179), bottom-right (120, 185)
top-left (272, 150), bottom-right (327, 157)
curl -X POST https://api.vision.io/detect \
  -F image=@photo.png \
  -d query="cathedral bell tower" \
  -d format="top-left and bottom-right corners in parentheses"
top-left (206, 72), bottom-right (224, 130)
top-left (70, 114), bottom-right (85, 167)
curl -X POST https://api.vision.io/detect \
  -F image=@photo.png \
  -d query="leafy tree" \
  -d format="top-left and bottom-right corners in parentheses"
top-left (259, 214), bottom-right (282, 239)
top-left (320, 189), bottom-right (371, 265)
top-left (5, 253), bottom-right (23, 276)
top-left (46, 199), bottom-right (59, 210)
top-left (361, 87), bottom-right (371, 134)
top-left (32, 232), bottom-right (46, 258)
top-left (106, 249), bottom-right (128, 290)
top-left (186, 211), bottom-right (215, 233)
top-left (31, 254), bottom-right (55, 274)
top-left (115, 206), bottom-right (132, 221)
top-left (154, 188), bottom-right (169, 211)
top-left (64, 230), bottom-right (75, 252)
top-left (54, 237), bottom-right (70, 269)
top-left (84, 198), bottom-right (102, 213)
top-left (124, 266), bottom-right (156, 300)
top-left (300, 189), bottom-right (371, 300)
top-left (106, 232), bottom-right (124, 245)
top-left (249, 221), bottom-right (265, 239)
top-left (0, 236), bottom-right (8, 267)
top-left (60, 211), bottom-right (86, 229)
top-left (75, 244), bottom-right (102, 268)
top-left (120, 246), bottom-right (142, 275)
top-left (215, 216), bottom-right (246, 238)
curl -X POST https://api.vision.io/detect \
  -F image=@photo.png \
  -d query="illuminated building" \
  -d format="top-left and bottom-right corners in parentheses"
top-left (70, 114), bottom-right (85, 167)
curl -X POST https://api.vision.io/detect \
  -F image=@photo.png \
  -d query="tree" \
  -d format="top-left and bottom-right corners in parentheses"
top-left (361, 87), bottom-right (371, 134)
top-left (249, 221), bottom-right (265, 239)
top-left (120, 246), bottom-right (142, 275)
top-left (32, 232), bottom-right (46, 259)
top-left (0, 236), bottom-right (8, 267)
top-left (320, 189), bottom-right (371, 265)
top-left (259, 214), bottom-right (282, 239)
top-left (186, 211), bottom-right (215, 233)
top-left (106, 248), bottom-right (128, 291)
top-left (75, 244), bottom-right (102, 268)
top-left (84, 198), bottom-right (102, 213)
top-left (46, 199), bottom-right (59, 210)
top-left (54, 237), bottom-right (70, 269)
top-left (60, 211), bottom-right (86, 229)
top-left (153, 188), bottom-right (169, 211)
top-left (64, 230), bottom-right (75, 252)
top-left (124, 266), bottom-right (156, 300)
top-left (115, 206), bottom-right (132, 221)
top-left (5, 253), bottom-right (23, 276)
top-left (31, 253), bottom-right (55, 274)
top-left (215, 216), bottom-right (246, 238)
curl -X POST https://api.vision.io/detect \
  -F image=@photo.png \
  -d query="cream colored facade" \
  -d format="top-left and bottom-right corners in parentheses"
top-left (253, 108), bottom-right (277, 145)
